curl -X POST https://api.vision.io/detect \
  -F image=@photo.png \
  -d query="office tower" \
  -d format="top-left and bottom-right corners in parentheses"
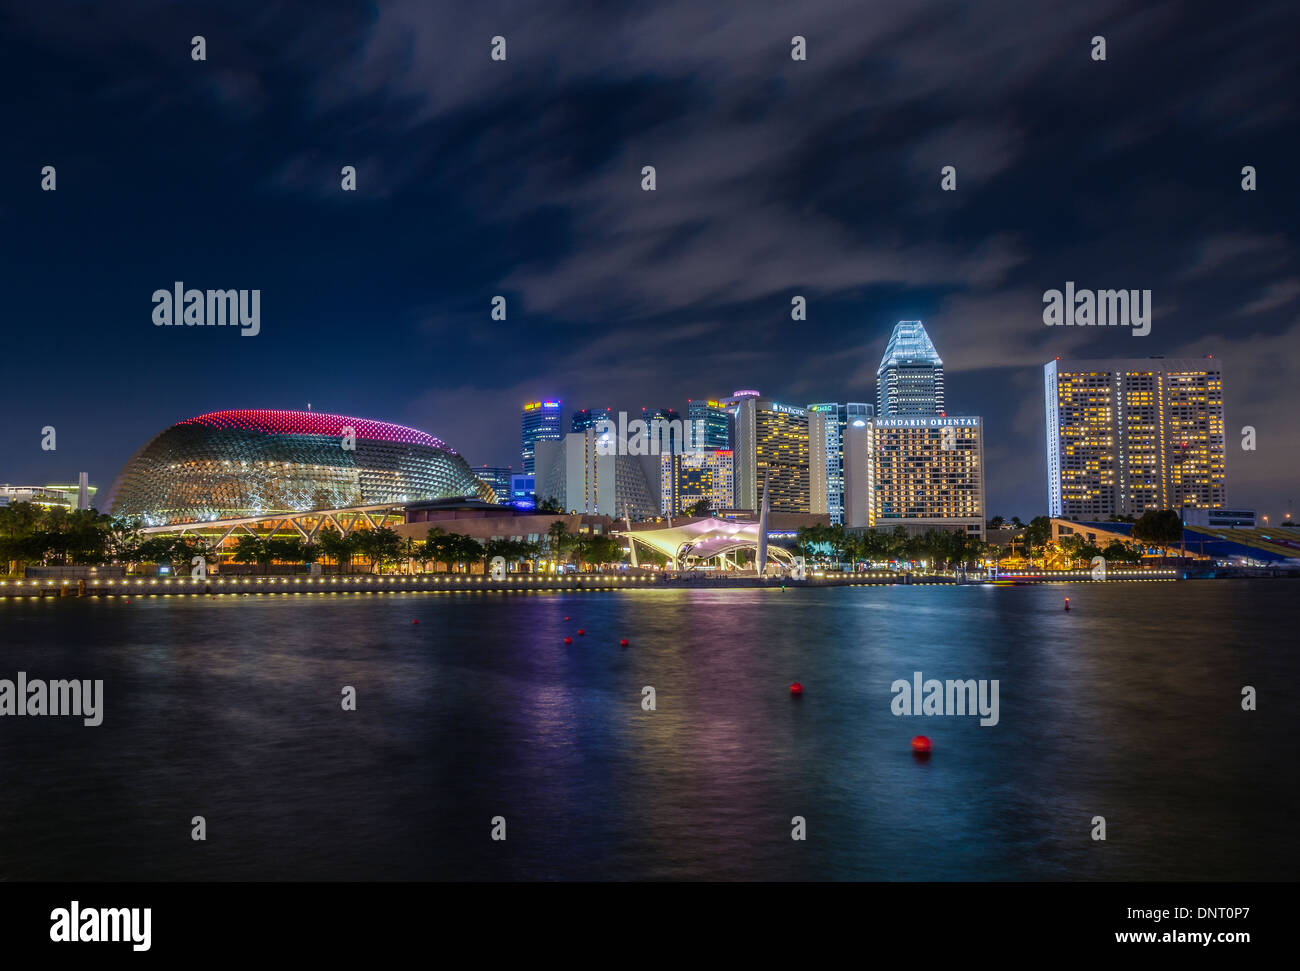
top-left (474, 466), bottom-right (514, 503)
top-left (807, 403), bottom-right (874, 524)
top-left (1044, 358), bottom-right (1226, 519)
top-left (877, 320), bottom-right (945, 417)
top-left (520, 399), bottom-right (563, 475)
top-left (731, 396), bottom-right (810, 513)
top-left (687, 398), bottom-right (730, 450)
top-left (571, 407), bottom-right (614, 433)
top-left (659, 449), bottom-right (734, 515)
top-left (534, 431), bottom-right (657, 520)
top-left (872, 416), bottom-right (985, 539)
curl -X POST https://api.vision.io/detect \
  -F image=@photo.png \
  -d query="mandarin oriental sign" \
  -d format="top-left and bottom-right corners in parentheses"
top-left (875, 416), bottom-right (980, 429)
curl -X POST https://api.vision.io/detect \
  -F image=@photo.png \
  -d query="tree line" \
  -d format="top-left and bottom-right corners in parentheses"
top-left (0, 502), bottom-right (627, 575)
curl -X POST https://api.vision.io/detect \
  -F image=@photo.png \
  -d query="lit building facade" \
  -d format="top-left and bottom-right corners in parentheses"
top-left (521, 399), bottom-right (563, 475)
top-left (731, 397), bottom-right (810, 513)
top-left (871, 416), bottom-right (985, 538)
top-left (534, 431), bottom-right (658, 520)
top-left (571, 407), bottom-right (614, 433)
top-left (659, 448), bottom-right (734, 515)
top-left (103, 409), bottom-right (490, 526)
top-left (807, 402), bottom-right (874, 524)
top-left (687, 398), bottom-right (730, 450)
top-left (0, 480), bottom-right (97, 511)
top-left (473, 466), bottom-right (513, 504)
top-left (1044, 358), bottom-right (1226, 518)
top-left (877, 320), bottom-right (945, 417)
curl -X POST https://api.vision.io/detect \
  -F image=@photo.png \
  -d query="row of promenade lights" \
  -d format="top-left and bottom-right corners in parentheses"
top-left (0, 568), bottom-right (1177, 589)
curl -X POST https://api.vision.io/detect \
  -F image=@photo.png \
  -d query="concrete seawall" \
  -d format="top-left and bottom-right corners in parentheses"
top-left (0, 569), bottom-right (1179, 598)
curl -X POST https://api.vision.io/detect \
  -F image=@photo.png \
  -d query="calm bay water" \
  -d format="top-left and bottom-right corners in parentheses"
top-left (0, 581), bottom-right (1295, 881)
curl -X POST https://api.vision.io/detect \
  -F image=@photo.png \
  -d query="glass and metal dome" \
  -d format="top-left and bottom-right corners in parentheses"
top-left (104, 409), bottom-right (493, 525)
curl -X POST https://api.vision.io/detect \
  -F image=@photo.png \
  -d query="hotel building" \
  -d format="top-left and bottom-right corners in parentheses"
top-left (730, 396), bottom-right (811, 513)
top-left (870, 416), bottom-right (985, 539)
top-left (1044, 358), bottom-right (1226, 519)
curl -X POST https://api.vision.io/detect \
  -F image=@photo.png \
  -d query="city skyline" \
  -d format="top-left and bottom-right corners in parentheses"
top-left (3, 2), bottom-right (1296, 520)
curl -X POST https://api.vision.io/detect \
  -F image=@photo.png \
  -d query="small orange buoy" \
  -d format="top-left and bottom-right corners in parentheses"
top-left (577, 629), bottom-right (586, 636)
top-left (563, 636), bottom-right (573, 644)
top-left (911, 735), bottom-right (932, 753)
top-left (564, 616), bottom-right (570, 621)
top-left (620, 639), bottom-right (629, 647)
top-left (789, 682), bottom-right (803, 695)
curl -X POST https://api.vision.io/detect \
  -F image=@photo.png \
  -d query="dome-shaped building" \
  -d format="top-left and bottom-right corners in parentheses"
top-left (105, 409), bottom-right (493, 525)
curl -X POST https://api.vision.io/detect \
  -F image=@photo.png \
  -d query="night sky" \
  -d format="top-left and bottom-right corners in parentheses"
top-left (3, 0), bottom-right (1297, 519)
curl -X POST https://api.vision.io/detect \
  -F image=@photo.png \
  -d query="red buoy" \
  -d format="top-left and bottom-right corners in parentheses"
top-left (577, 629), bottom-right (586, 636)
top-left (564, 616), bottom-right (570, 621)
top-left (563, 636), bottom-right (573, 644)
top-left (412, 619), bottom-right (419, 624)
top-left (620, 639), bottom-right (629, 647)
top-left (789, 682), bottom-right (803, 695)
top-left (911, 735), bottom-right (932, 753)
top-left (1064, 597), bottom-right (1070, 611)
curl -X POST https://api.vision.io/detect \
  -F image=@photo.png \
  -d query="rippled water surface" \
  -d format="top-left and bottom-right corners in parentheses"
top-left (1, 581), bottom-right (1295, 880)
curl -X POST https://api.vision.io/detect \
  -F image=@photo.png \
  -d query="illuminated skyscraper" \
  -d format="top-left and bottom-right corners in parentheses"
top-left (1044, 358), bottom-right (1226, 518)
top-left (521, 399), bottom-right (563, 475)
top-left (877, 321), bottom-right (945, 417)
top-left (687, 398), bottom-right (730, 450)
top-left (571, 407), bottom-right (614, 433)
top-left (808, 402), bottom-right (873, 524)
top-left (659, 449), bottom-right (735, 515)
top-left (732, 397), bottom-right (810, 513)
top-left (872, 416), bottom-right (985, 539)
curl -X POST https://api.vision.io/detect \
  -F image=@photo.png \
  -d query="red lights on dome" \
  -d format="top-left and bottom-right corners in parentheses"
top-left (177, 410), bottom-right (453, 452)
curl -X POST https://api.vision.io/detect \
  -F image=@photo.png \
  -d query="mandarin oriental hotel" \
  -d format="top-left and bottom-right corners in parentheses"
top-left (870, 416), bottom-right (985, 538)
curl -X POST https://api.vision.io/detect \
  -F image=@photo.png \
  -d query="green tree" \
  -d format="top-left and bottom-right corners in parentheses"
top-left (1132, 509), bottom-right (1184, 561)
top-left (231, 535), bottom-right (272, 574)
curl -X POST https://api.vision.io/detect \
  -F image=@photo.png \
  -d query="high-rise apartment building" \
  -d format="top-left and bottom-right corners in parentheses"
top-left (521, 399), bottom-right (563, 475)
top-left (877, 320), bottom-right (945, 417)
top-left (1044, 358), bottom-right (1226, 518)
